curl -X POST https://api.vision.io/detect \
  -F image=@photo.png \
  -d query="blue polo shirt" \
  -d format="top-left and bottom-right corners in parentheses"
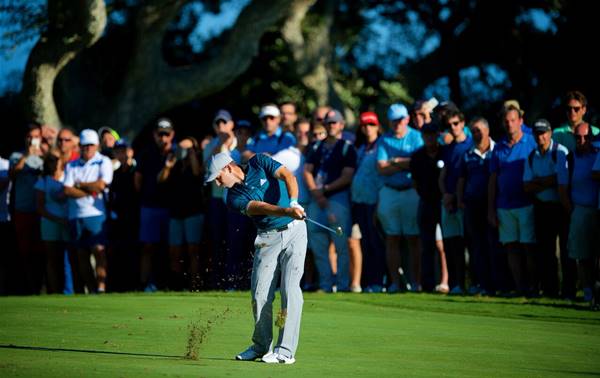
top-left (226, 153), bottom-right (293, 231)
top-left (351, 141), bottom-right (383, 204)
top-left (305, 139), bottom-right (357, 197)
top-left (522, 141), bottom-right (569, 203)
top-left (490, 133), bottom-right (536, 209)
top-left (248, 127), bottom-right (296, 155)
top-left (441, 136), bottom-right (473, 195)
top-left (9, 151), bottom-right (43, 212)
top-left (593, 153), bottom-right (600, 209)
top-left (377, 128), bottom-right (423, 188)
top-left (558, 149), bottom-right (599, 207)
top-left (459, 141), bottom-right (495, 203)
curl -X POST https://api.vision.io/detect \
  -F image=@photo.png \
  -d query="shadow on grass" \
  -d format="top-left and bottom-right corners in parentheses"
top-left (0, 344), bottom-right (232, 362)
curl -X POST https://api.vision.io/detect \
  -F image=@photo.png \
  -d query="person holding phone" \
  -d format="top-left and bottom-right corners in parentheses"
top-left (9, 123), bottom-right (45, 294)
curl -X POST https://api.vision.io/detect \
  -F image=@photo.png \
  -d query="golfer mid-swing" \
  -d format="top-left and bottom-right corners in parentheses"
top-left (205, 152), bottom-right (307, 364)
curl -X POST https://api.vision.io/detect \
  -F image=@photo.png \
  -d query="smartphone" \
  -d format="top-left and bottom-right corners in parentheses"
top-left (31, 137), bottom-right (41, 148)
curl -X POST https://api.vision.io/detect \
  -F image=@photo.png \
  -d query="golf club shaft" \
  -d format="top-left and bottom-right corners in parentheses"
top-left (304, 217), bottom-right (339, 235)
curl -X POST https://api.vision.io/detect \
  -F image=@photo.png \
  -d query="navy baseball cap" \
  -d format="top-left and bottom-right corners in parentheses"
top-left (532, 119), bottom-right (551, 133)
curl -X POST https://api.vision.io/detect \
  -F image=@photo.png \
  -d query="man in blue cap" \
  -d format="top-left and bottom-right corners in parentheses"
top-left (377, 103), bottom-right (424, 292)
top-left (205, 152), bottom-right (306, 364)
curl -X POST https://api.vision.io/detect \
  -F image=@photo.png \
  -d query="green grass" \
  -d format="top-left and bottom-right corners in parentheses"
top-left (1, 292), bottom-right (599, 377)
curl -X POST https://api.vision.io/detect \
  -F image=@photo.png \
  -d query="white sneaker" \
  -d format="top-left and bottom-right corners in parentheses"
top-left (235, 346), bottom-right (263, 361)
top-left (262, 352), bottom-right (296, 364)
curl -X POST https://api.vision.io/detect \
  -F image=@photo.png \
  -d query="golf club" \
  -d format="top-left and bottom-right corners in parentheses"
top-left (303, 217), bottom-right (343, 236)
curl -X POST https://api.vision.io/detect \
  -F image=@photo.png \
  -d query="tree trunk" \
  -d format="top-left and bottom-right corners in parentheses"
top-left (20, 0), bottom-right (106, 129)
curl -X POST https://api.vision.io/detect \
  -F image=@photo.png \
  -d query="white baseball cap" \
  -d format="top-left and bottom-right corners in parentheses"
top-left (205, 152), bottom-right (233, 183)
top-left (79, 129), bottom-right (99, 146)
top-left (259, 105), bottom-right (281, 119)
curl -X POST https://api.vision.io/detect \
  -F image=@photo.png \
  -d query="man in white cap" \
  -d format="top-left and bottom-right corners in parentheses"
top-left (64, 129), bottom-right (113, 293)
top-left (246, 103), bottom-right (296, 157)
top-left (205, 152), bottom-right (306, 364)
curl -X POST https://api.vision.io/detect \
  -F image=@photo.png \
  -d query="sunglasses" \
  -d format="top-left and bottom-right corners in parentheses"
top-left (81, 144), bottom-right (95, 148)
top-left (362, 123), bottom-right (378, 127)
top-left (214, 119), bottom-right (227, 126)
top-left (262, 116), bottom-right (276, 121)
top-left (57, 137), bottom-right (72, 142)
top-left (566, 106), bottom-right (582, 113)
top-left (449, 120), bottom-right (461, 126)
top-left (158, 132), bottom-right (172, 137)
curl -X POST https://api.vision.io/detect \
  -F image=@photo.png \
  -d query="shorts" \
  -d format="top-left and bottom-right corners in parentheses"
top-left (568, 205), bottom-right (600, 260)
top-left (139, 207), bottom-right (170, 243)
top-left (69, 215), bottom-right (106, 248)
top-left (376, 186), bottom-right (419, 236)
top-left (441, 206), bottom-right (464, 239)
top-left (169, 214), bottom-right (205, 246)
top-left (497, 205), bottom-right (535, 244)
top-left (41, 217), bottom-right (70, 242)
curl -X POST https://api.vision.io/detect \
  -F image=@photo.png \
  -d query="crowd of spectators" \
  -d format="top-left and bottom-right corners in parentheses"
top-left (0, 90), bottom-right (599, 307)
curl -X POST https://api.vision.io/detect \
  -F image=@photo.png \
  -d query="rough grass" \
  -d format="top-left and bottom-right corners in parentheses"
top-left (0, 292), bottom-right (599, 377)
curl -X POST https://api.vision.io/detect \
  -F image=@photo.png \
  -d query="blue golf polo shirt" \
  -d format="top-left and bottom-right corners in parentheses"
top-left (490, 133), bottom-right (536, 209)
top-left (522, 141), bottom-right (569, 203)
top-left (351, 141), bottom-right (383, 205)
top-left (248, 127), bottom-right (296, 155)
top-left (441, 136), bottom-right (473, 195)
top-left (558, 150), bottom-right (599, 207)
top-left (226, 153), bottom-right (293, 231)
top-left (459, 141), bottom-right (495, 203)
top-left (377, 128), bottom-right (423, 189)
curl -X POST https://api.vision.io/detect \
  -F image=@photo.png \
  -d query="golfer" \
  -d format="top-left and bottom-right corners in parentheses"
top-left (205, 152), bottom-right (307, 364)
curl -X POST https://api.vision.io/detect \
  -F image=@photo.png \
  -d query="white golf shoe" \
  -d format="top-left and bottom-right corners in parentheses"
top-left (235, 346), bottom-right (263, 361)
top-left (262, 352), bottom-right (296, 364)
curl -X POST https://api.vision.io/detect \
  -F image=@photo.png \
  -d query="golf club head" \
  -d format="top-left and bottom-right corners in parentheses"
top-left (335, 226), bottom-right (343, 236)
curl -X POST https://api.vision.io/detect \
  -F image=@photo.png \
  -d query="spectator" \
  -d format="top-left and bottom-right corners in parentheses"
top-left (502, 100), bottom-right (532, 134)
top-left (9, 123), bottom-right (45, 294)
top-left (203, 109), bottom-right (237, 288)
top-left (312, 106), bottom-right (331, 128)
top-left (311, 124), bottom-right (327, 142)
top-left (377, 103), bottom-right (424, 292)
top-left (411, 122), bottom-right (447, 293)
top-left (0, 155), bottom-right (11, 294)
top-left (410, 98), bottom-right (438, 130)
top-left (247, 104), bottom-right (296, 156)
top-left (553, 91), bottom-right (600, 153)
top-left (523, 119), bottom-right (570, 297)
top-left (231, 120), bottom-right (253, 164)
top-left (438, 108), bottom-right (473, 294)
top-left (457, 117), bottom-right (499, 295)
top-left (304, 109), bottom-right (357, 292)
top-left (107, 139), bottom-right (139, 292)
top-left (134, 118), bottom-right (175, 291)
top-left (98, 126), bottom-right (121, 160)
top-left (56, 127), bottom-right (79, 164)
top-left (280, 101), bottom-right (298, 133)
top-left (35, 150), bottom-right (69, 294)
top-left (64, 129), bottom-right (113, 293)
top-left (352, 112), bottom-right (386, 293)
top-left (559, 122), bottom-right (599, 302)
top-left (488, 105), bottom-right (537, 296)
top-left (159, 137), bottom-right (205, 291)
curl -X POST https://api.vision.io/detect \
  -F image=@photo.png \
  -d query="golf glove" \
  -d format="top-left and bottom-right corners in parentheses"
top-left (290, 200), bottom-right (305, 215)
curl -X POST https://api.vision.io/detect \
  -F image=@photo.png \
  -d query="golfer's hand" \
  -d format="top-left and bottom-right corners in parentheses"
top-left (290, 200), bottom-right (305, 215)
top-left (285, 207), bottom-right (306, 220)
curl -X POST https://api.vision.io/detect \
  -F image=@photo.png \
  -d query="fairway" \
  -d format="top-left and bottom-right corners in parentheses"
top-left (1, 293), bottom-right (599, 377)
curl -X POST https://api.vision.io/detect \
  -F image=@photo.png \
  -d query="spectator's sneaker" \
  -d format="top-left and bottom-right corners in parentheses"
top-left (468, 285), bottom-right (481, 295)
top-left (387, 283), bottom-right (401, 294)
top-left (144, 283), bottom-right (157, 293)
top-left (262, 352), bottom-right (295, 364)
top-left (364, 285), bottom-right (384, 293)
top-left (435, 283), bottom-right (449, 294)
top-left (350, 285), bottom-right (362, 293)
top-left (235, 346), bottom-right (264, 361)
top-left (449, 285), bottom-right (464, 295)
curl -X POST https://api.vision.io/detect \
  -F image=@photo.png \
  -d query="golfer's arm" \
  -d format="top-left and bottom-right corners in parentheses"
top-left (246, 201), bottom-right (293, 217)
top-left (274, 166), bottom-right (298, 200)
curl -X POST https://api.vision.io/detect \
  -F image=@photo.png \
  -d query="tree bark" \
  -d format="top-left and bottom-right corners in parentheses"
top-left (20, 0), bottom-right (106, 129)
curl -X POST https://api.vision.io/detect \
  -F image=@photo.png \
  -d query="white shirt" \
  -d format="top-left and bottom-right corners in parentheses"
top-left (272, 146), bottom-right (309, 203)
top-left (64, 152), bottom-right (113, 219)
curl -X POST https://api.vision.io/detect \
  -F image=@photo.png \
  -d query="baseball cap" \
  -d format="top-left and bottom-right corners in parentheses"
top-left (324, 109), bottom-right (344, 124)
top-left (213, 109), bottom-right (232, 124)
top-left (156, 118), bottom-right (174, 131)
top-left (532, 119), bottom-right (551, 133)
top-left (205, 152), bottom-right (233, 183)
top-left (98, 126), bottom-right (120, 141)
top-left (235, 119), bottom-right (253, 129)
top-left (387, 103), bottom-right (409, 121)
top-left (114, 138), bottom-right (130, 148)
top-left (259, 105), bottom-right (281, 119)
top-left (80, 129), bottom-right (99, 146)
top-left (359, 111), bottom-right (380, 126)
top-left (503, 99), bottom-right (524, 116)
